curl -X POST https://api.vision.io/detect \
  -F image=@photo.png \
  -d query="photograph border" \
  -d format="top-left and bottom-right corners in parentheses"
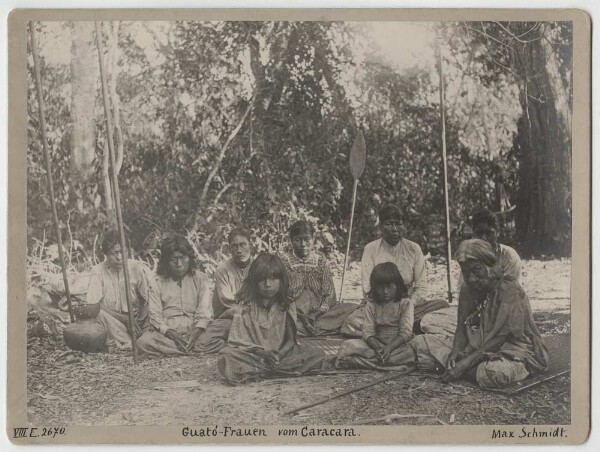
top-left (7, 7), bottom-right (591, 445)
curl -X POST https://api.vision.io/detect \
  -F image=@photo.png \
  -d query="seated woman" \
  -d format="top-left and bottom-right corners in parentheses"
top-left (137, 235), bottom-right (225, 357)
top-left (218, 253), bottom-right (333, 385)
top-left (341, 205), bottom-right (448, 337)
top-left (336, 262), bottom-right (415, 370)
top-left (212, 227), bottom-right (254, 318)
top-left (409, 239), bottom-right (549, 389)
top-left (281, 220), bottom-right (358, 336)
top-left (87, 230), bottom-right (154, 350)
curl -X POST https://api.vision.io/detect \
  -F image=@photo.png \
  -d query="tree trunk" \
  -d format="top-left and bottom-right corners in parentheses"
top-left (70, 22), bottom-right (97, 177)
top-left (512, 23), bottom-right (572, 257)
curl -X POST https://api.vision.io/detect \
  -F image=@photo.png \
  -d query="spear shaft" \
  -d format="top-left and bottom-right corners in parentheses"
top-left (436, 35), bottom-right (453, 303)
top-left (29, 22), bottom-right (75, 323)
top-left (339, 179), bottom-right (359, 303)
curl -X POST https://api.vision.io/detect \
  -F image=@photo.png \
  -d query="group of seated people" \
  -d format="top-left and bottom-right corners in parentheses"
top-left (86, 205), bottom-right (549, 388)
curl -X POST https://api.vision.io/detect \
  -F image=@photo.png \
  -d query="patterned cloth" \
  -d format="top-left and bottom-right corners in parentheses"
top-left (212, 258), bottom-right (253, 318)
top-left (360, 238), bottom-right (426, 302)
top-left (281, 251), bottom-right (337, 313)
top-left (149, 270), bottom-right (212, 335)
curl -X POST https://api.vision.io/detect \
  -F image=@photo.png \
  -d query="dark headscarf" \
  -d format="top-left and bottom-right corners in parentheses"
top-left (454, 239), bottom-right (497, 267)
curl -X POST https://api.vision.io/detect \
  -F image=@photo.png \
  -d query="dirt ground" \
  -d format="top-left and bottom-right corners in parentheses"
top-left (26, 259), bottom-right (571, 426)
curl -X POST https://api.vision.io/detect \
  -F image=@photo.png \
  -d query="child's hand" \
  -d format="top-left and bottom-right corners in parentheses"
top-left (379, 345), bottom-right (393, 363)
top-left (260, 349), bottom-right (280, 367)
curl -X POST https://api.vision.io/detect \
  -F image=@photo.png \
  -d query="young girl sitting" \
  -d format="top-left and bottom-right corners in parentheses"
top-left (336, 262), bottom-right (415, 370)
top-left (218, 253), bottom-right (333, 385)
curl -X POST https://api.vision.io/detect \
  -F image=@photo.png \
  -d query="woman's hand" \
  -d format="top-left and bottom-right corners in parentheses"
top-left (165, 329), bottom-right (189, 353)
top-left (442, 358), bottom-right (470, 382)
top-left (447, 349), bottom-right (463, 369)
top-left (184, 327), bottom-right (205, 353)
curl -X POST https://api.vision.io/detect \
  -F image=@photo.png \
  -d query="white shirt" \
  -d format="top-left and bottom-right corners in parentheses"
top-left (360, 238), bottom-right (426, 302)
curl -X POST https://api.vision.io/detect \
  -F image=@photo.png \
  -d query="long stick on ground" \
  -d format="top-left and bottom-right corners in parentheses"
top-left (29, 22), bottom-right (75, 323)
top-left (95, 21), bottom-right (139, 363)
top-left (436, 34), bottom-right (453, 303)
top-left (339, 131), bottom-right (366, 303)
top-left (283, 369), bottom-right (411, 415)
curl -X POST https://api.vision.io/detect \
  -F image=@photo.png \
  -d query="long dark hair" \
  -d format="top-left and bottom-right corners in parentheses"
top-left (288, 220), bottom-right (314, 239)
top-left (368, 262), bottom-right (409, 302)
top-left (236, 253), bottom-right (290, 310)
top-left (157, 235), bottom-right (197, 277)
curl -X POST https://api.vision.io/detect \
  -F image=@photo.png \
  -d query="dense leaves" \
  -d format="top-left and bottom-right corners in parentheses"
top-left (26, 21), bottom-right (572, 259)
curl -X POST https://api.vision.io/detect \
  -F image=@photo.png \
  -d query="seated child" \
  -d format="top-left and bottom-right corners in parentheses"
top-left (281, 220), bottom-right (358, 336)
top-left (218, 253), bottom-right (333, 385)
top-left (336, 262), bottom-right (415, 370)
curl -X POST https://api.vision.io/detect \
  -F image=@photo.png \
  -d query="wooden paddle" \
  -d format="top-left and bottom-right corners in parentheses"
top-left (338, 131), bottom-right (366, 303)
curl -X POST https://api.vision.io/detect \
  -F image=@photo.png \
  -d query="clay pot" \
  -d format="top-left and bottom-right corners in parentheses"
top-left (63, 304), bottom-right (107, 353)
top-left (73, 303), bottom-right (101, 321)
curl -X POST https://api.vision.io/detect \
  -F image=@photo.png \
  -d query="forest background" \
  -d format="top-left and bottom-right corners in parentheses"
top-left (26, 20), bottom-right (573, 275)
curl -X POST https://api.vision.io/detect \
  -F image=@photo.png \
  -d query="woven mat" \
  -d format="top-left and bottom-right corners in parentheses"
top-left (298, 336), bottom-right (344, 356)
top-left (484, 333), bottom-right (570, 394)
top-left (298, 333), bottom-right (570, 393)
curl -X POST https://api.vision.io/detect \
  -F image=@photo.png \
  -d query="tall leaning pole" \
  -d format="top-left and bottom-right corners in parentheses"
top-left (95, 21), bottom-right (139, 363)
top-left (436, 30), bottom-right (453, 303)
top-left (29, 22), bottom-right (75, 323)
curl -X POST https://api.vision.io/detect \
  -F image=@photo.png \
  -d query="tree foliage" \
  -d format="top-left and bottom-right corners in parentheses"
top-left (26, 20), bottom-right (573, 261)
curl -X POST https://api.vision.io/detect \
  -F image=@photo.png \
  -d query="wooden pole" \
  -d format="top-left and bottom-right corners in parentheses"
top-left (29, 22), bottom-right (75, 323)
top-left (95, 21), bottom-right (139, 363)
top-left (339, 179), bottom-right (358, 303)
top-left (436, 34), bottom-right (453, 303)
top-left (284, 370), bottom-right (411, 415)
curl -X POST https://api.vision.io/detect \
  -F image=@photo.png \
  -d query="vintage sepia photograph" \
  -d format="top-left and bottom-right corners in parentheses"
top-left (6, 8), bottom-right (591, 445)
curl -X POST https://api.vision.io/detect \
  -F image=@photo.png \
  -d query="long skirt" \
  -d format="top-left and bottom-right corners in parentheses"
top-left (137, 318), bottom-right (232, 358)
top-left (340, 298), bottom-right (450, 337)
top-left (335, 338), bottom-right (416, 371)
top-left (298, 303), bottom-right (361, 336)
top-left (218, 344), bottom-right (334, 385)
top-left (95, 310), bottom-right (135, 350)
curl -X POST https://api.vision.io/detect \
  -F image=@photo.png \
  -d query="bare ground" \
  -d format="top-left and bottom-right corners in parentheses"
top-left (26, 259), bottom-right (571, 426)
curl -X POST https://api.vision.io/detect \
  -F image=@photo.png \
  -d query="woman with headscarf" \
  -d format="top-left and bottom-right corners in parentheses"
top-left (408, 239), bottom-right (549, 388)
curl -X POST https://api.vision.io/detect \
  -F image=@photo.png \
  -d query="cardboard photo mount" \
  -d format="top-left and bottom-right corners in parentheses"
top-left (6, 8), bottom-right (591, 445)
